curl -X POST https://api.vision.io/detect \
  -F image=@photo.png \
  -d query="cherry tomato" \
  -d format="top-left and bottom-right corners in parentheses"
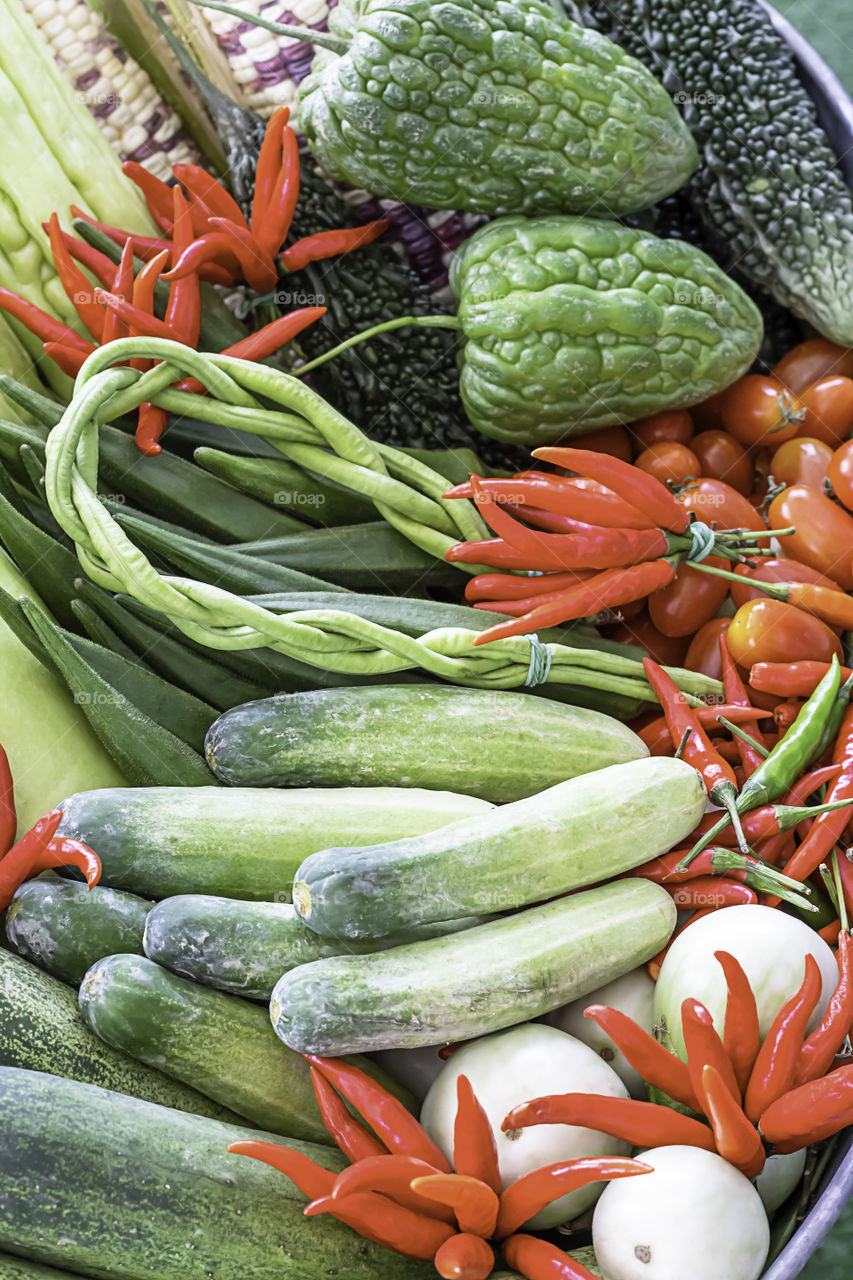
top-left (798, 377), bottom-right (853, 447)
top-left (769, 437), bottom-right (833, 490)
top-left (827, 440), bottom-right (853, 512)
top-left (634, 441), bottom-right (700, 486)
top-left (603, 609), bottom-right (690, 667)
top-left (677, 478), bottom-right (767, 533)
top-left (721, 375), bottom-right (805, 449)
top-left (730, 557), bottom-right (843, 611)
top-left (683, 618), bottom-right (730, 681)
top-left (726, 599), bottom-right (842, 667)
top-left (690, 389), bottom-right (728, 430)
top-left (768, 484), bottom-right (853, 591)
top-left (629, 410), bottom-right (694, 454)
top-left (690, 430), bottom-right (754, 495)
top-left (748, 447), bottom-right (773, 509)
top-left (773, 339), bottom-right (853, 395)
top-left (574, 425), bottom-right (633, 462)
top-left (648, 556), bottom-right (730, 638)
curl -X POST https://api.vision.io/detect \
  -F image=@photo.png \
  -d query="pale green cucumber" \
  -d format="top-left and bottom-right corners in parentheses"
top-left (205, 685), bottom-right (648, 802)
top-left (293, 756), bottom-right (706, 939)
top-left (78, 954), bottom-right (412, 1142)
top-left (272, 880), bottom-right (677, 1053)
top-left (0, 1068), bottom-right (432, 1280)
top-left (143, 895), bottom-right (491, 1000)
top-left (57, 785), bottom-right (492, 900)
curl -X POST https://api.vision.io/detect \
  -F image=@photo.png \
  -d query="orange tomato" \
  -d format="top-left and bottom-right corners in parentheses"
top-left (730, 557), bottom-right (843, 610)
top-left (604, 610), bottom-right (690, 667)
top-left (769, 437), bottom-right (833, 490)
top-left (799, 377), bottom-right (853, 447)
top-left (827, 440), bottom-right (853, 512)
top-left (690, 389), bottom-right (728, 430)
top-left (678, 478), bottom-right (767, 532)
top-left (683, 618), bottom-right (730, 681)
top-left (574, 425), bottom-right (633, 462)
top-left (726, 599), bottom-right (842, 667)
top-left (690, 430), bottom-right (754, 495)
top-left (773, 339), bottom-right (853, 395)
top-left (634, 441), bottom-right (700, 486)
top-left (629, 410), bottom-right (694, 453)
top-left (768, 485), bottom-right (853, 591)
top-left (648, 556), bottom-right (730, 639)
top-left (721, 375), bottom-right (805, 449)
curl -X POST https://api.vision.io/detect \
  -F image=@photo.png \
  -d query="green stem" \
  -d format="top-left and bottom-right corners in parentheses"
top-left (832, 848), bottom-right (850, 934)
top-left (716, 716), bottom-right (770, 758)
top-left (690, 560), bottom-right (789, 599)
top-left (710, 848), bottom-right (818, 912)
top-left (295, 315), bottom-right (461, 378)
top-left (712, 781), bottom-right (750, 854)
top-left (820, 862), bottom-right (842, 919)
top-left (188, 0), bottom-right (349, 52)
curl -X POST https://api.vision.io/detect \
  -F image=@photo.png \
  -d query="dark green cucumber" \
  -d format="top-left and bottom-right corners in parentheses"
top-left (0, 376), bottom-right (63, 427)
top-left (57, 786), bottom-right (492, 900)
top-left (0, 471), bottom-right (79, 628)
top-left (0, 1068), bottom-right (433, 1280)
top-left (272, 880), bottom-right (677, 1053)
top-left (6, 876), bottom-right (150, 984)
top-left (194, 446), bottom-right (377, 527)
top-left (81, 953), bottom-right (405, 1141)
top-left (204, 685), bottom-right (648, 802)
top-left (293, 756), bottom-right (706, 939)
top-left (0, 1253), bottom-right (93, 1280)
top-left (143, 895), bottom-right (491, 1000)
top-left (0, 950), bottom-right (239, 1121)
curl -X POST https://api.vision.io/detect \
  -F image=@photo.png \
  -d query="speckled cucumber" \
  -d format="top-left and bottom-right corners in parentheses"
top-left (0, 1254), bottom-right (94, 1280)
top-left (57, 786), bottom-right (492, 900)
top-left (6, 875), bottom-right (150, 984)
top-left (204, 685), bottom-right (649, 801)
top-left (143, 895), bottom-right (491, 1000)
top-left (0, 1068), bottom-right (433, 1280)
top-left (272, 879), bottom-right (677, 1054)
top-left (78, 954), bottom-right (413, 1142)
top-left (293, 756), bottom-right (706, 939)
top-left (0, 949), bottom-right (239, 1121)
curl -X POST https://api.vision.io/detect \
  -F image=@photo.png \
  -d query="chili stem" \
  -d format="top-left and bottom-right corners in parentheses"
top-left (294, 315), bottom-right (460, 378)
top-left (820, 863), bottom-right (842, 919)
top-left (717, 717), bottom-right (770, 759)
top-left (188, 0), bottom-right (349, 51)
top-left (832, 849), bottom-right (850, 935)
top-left (710, 848), bottom-right (818, 912)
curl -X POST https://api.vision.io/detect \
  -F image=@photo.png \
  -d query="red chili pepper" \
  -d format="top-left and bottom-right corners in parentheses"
top-left (134, 402), bottom-right (170, 458)
top-left (453, 1074), bottom-right (501, 1195)
top-left (306, 1190), bottom-right (455, 1259)
top-left (305, 1056), bottom-right (452, 1172)
top-left (744, 954), bottom-right (822, 1123)
top-left (699, 1064), bottom-right (765, 1178)
top-left (434, 1233), bottom-right (494, 1280)
top-left (750, 661), bottom-right (853, 698)
top-left (464, 570), bottom-right (596, 604)
top-left (165, 187), bottom-right (201, 348)
top-left (330, 1154), bottom-right (455, 1223)
top-left (820, 920), bottom-right (843, 946)
top-left (121, 161), bottom-right (176, 233)
top-left (446, 538), bottom-right (552, 571)
top-left (0, 810), bottom-right (64, 910)
top-left (472, 559), bottom-right (676, 645)
top-left (410, 1173), bottom-right (499, 1237)
top-left (93, 290), bottom-right (177, 343)
top-left (280, 220), bottom-right (390, 273)
top-left (254, 122), bottom-right (301, 259)
top-left (640, 704), bottom-right (766, 758)
top-left (37, 836), bottom-right (101, 887)
top-left (101, 239), bottom-right (135, 346)
top-left (682, 997), bottom-right (742, 1104)
top-left (210, 216), bottom-right (279, 292)
top-left (715, 950), bottom-right (761, 1096)
top-left (42, 341), bottom-right (93, 377)
top-left (758, 1064), bottom-right (853, 1150)
top-left (173, 308), bottom-right (327, 396)
top-left (445, 474), bottom-right (650, 530)
top-left (758, 765), bottom-right (844, 865)
top-left (0, 746), bottom-right (15, 857)
top-left (581, 1005), bottom-right (699, 1110)
top-left (532, 446), bottom-right (690, 533)
top-left (69, 208), bottom-right (234, 287)
top-left (782, 705), bottom-right (853, 884)
top-left (795, 933), bottom-right (853, 1085)
top-left (495, 1157), bottom-right (650, 1240)
top-left (626, 847), bottom-right (742, 883)
top-left (252, 107), bottom-right (289, 229)
top-left (309, 1065), bottom-right (387, 1162)
top-left (129, 250), bottom-right (169, 376)
top-left (161, 233), bottom-right (244, 286)
top-left (501, 1094), bottom-right (716, 1153)
top-left (227, 1138), bottom-right (334, 1198)
top-left (720, 633), bottom-right (767, 776)
top-left (0, 287), bottom-right (92, 352)
top-left (667, 878), bottom-right (757, 908)
top-left (502, 1232), bottom-right (598, 1280)
top-left (172, 163), bottom-right (250, 232)
top-left (47, 213), bottom-right (105, 341)
top-left (41, 223), bottom-right (116, 288)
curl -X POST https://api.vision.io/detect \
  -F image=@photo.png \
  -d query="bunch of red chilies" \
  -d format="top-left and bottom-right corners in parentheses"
top-left (0, 106), bottom-right (387, 455)
top-left (232, 985), bottom-right (853, 1280)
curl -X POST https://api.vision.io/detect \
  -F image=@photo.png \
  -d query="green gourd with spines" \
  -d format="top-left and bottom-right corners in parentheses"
top-left (450, 214), bottom-right (763, 444)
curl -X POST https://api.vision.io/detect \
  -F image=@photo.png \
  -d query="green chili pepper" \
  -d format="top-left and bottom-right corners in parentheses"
top-left (806, 674), bottom-right (853, 768)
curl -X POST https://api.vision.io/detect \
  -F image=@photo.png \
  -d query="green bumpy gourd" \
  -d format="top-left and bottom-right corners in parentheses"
top-left (298, 0), bottom-right (696, 216)
top-left (450, 215), bottom-right (763, 444)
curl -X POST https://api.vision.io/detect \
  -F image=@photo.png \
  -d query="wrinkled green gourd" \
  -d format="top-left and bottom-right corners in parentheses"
top-left (299, 0), bottom-right (696, 217)
top-left (450, 215), bottom-right (763, 444)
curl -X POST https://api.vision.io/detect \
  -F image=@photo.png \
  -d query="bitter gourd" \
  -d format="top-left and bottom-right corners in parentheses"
top-left (450, 215), bottom-right (763, 444)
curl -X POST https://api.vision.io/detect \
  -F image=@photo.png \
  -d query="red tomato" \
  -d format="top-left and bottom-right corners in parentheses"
top-left (769, 437), bottom-right (833, 490)
top-left (634, 441), bottom-right (700, 486)
top-left (768, 485), bottom-right (853, 591)
top-left (690, 389), bottom-right (728, 430)
top-left (799, 377), bottom-right (853, 447)
top-left (730, 557), bottom-right (843, 610)
top-left (604, 610), bottom-right (690, 667)
top-left (574, 425), bottom-right (633, 462)
top-left (726, 599), bottom-right (842, 667)
top-left (721, 375), bottom-right (805, 449)
top-left (827, 440), bottom-right (853, 512)
top-left (683, 618), bottom-right (730, 680)
top-left (648, 556), bottom-right (730, 638)
top-left (629, 410), bottom-right (694, 453)
top-left (677, 478), bottom-right (767, 532)
top-left (690, 430), bottom-right (754, 495)
top-left (774, 339), bottom-right (853, 395)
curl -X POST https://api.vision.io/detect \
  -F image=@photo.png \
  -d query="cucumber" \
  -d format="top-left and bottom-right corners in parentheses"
top-left (143, 895), bottom-right (491, 1000)
top-left (204, 685), bottom-right (648, 801)
top-left (57, 786), bottom-right (493, 900)
top-left (272, 879), bottom-right (677, 1053)
top-left (6, 875), bottom-right (150, 985)
top-left (0, 1068), bottom-right (432, 1280)
top-left (0, 1254), bottom-right (93, 1280)
top-left (0, 949), bottom-right (240, 1121)
top-left (79, 953), bottom-right (409, 1142)
top-left (293, 756), bottom-right (706, 939)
